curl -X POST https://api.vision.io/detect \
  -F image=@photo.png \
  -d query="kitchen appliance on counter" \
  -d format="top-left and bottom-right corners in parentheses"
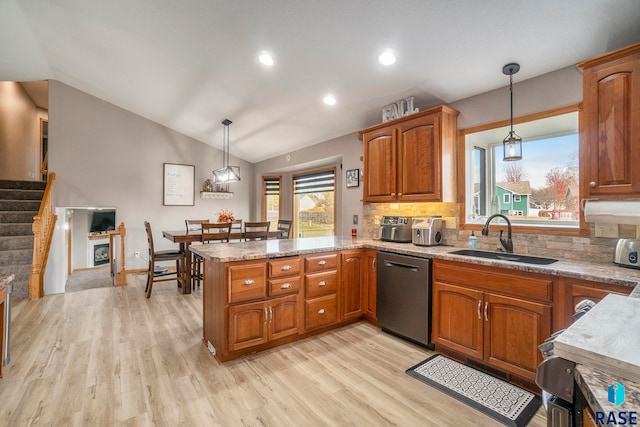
top-left (379, 216), bottom-right (413, 243)
top-left (376, 252), bottom-right (433, 348)
top-left (411, 216), bottom-right (443, 246)
top-left (613, 238), bottom-right (640, 269)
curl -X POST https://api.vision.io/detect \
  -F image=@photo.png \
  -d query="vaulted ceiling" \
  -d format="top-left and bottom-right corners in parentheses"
top-left (2, 1), bottom-right (639, 163)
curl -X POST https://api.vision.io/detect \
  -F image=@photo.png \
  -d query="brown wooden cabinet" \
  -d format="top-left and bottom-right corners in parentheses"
top-left (432, 259), bottom-right (553, 381)
top-left (363, 250), bottom-right (377, 321)
top-left (578, 42), bottom-right (640, 199)
top-left (340, 250), bottom-right (364, 320)
top-left (304, 252), bottom-right (340, 331)
top-left (359, 105), bottom-right (458, 203)
top-left (555, 277), bottom-right (632, 330)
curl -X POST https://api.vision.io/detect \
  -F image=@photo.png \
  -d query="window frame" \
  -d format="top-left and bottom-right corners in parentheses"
top-left (458, 103), bottom-right (588, 237)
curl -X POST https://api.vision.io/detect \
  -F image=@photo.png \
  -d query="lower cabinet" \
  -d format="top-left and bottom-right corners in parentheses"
top-left (228, 294), bottom-right (299, 352)
top-left (341, 250), bottom-right (364, 320)
top-left (432, 260), bottom-right (553, 381)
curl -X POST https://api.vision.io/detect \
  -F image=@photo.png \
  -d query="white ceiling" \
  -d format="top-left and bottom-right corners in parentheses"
top-left (2, 1), bottom-right (639, 163)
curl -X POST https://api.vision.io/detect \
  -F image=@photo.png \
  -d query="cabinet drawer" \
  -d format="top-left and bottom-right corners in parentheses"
top-left (269, 257), bottom-right (300, 278)
top-left (305, 295), bottom-right (338, 330)
top-left (305, 271), bottom-right (338, 298)
top-left (305, 253), bottom-right (338, 273)
top-left (269, 277), bottom-right (301, 297)
top-left (228, 264), bottom-right (267, 303)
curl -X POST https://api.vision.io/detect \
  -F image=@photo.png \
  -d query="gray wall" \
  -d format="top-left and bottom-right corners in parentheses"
top-left (0, 81), bottom-right (45, 180)
top-left (48, 80), bottom-right (255, 266)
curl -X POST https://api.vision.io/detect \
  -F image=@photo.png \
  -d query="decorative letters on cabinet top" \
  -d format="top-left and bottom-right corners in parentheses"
top-left (382, 96), bottom-right (419, 122)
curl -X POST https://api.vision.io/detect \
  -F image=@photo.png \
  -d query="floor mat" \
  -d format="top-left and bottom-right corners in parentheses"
top-left (406, 354), bottom-right (541, 427)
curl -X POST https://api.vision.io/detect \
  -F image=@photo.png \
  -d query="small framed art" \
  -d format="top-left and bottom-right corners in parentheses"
top-left (346, 169), bottom-right (360, 188)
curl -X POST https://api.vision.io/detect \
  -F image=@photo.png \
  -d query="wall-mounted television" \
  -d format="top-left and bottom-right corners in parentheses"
top-left (90, 210), bottom-right (116, 233)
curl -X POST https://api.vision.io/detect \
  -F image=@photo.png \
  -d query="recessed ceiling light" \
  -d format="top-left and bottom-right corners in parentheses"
top-left (378, 50), bottom-right (396, 66)
top-left (258, 51), bottom-right (274, 66)
top-left (323, 94), bottom-right (337, 105)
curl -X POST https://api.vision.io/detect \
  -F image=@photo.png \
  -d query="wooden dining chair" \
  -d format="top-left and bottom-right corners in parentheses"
top-left (230, 219), bottom-right (243, 241)
top-left (185, 219), bottom-right (209, 231)
top-left (244, 221), bottom-right (270, 241)
top-left (202, 222), bottom-right (232, 243)
top-left (276, 219), bottom-right (293, 239)
top-left (144, 221), bottom-right (185, 298)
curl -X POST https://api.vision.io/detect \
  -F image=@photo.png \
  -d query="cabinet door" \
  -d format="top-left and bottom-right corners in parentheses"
top-left (363, 127), bottom-right (397, 202)
top-left (557, 279), bottom-right (631, 329)
top-left (363, 250), bottom-right (377, 321)
top-left (269, 295), bottom-right (300, 341)
top-left (228, 301), bottom-right (267, 351)
top-left (397, 114), bottom-right (440, 202)
top-left (432, 282), bottom-right (483, 359)
top-left (340, 250), bottom-right (363, 320)
top-left (581, 55), bottom-right (640, 197)
top-left (483, 293), bottom-right (551, 380)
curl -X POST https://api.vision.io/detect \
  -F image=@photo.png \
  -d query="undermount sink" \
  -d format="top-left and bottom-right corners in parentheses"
top-left (448, 249), bottom-right (558, 265)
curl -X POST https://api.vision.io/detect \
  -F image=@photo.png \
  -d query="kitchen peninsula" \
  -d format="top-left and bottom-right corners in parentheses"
top-left (191, 237), bottom-right (640, 365)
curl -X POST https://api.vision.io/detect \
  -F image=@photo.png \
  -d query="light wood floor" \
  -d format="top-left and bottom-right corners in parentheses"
top-left (0, 274), bottom-right (547, 426)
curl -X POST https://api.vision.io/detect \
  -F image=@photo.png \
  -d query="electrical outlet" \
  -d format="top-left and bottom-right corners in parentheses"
top-left (594, 223), bottom-right (619, 238)
top-left (135, 251), bottom-right (140, 257)
top-left (353, 214), bottom-right (358, 225)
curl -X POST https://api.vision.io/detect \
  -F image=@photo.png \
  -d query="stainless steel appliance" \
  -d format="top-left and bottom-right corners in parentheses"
top-left (379, 216), bottom-right (413, 243)
top-left (613, 238), bottom-right (640, 269)
top-left (411, 216), bottom-right (443, 246)
top-left (535, 300), bottom-right (596, 426)
top-left (376, 252), bottom-right (433, 348)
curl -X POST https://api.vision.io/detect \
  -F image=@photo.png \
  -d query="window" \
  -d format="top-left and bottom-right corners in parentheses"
top-left (262, 176), bottom-right (281, 229)
top-left (461, 105), bottom-right (581, 232)
top-left (293, 168), bottom-right (335, 238)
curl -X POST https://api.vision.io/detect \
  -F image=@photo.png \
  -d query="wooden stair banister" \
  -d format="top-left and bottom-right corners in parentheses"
top-left (29, 172), bottom-right (57, 300)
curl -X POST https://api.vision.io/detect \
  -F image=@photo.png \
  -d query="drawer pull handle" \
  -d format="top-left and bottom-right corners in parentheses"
top-left (318, 308), bottom-right (326, 315)
top-left (589, 181), bottom-right (596, 188)
top-left (281, 265), bottom-right (292, 271)
top-left (280, 283), bottom-right (292, 289)
top-left (318, 281), bottom-right (326, 287)
top-left (318, 260), bottom-right (327, 266)
top-left (243, 279), bottom-right (255, 285)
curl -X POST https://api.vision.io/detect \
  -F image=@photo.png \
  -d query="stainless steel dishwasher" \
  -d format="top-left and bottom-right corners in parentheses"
top-left (376, 252), bottom-right (433, 348)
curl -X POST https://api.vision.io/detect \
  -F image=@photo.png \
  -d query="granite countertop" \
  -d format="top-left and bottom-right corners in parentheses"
top-left (572, 290), bottom-right (640, 414)
top-left (190, 236), bottom-right (640, 289)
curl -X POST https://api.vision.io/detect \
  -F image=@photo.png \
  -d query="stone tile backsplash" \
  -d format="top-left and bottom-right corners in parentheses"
top-left (362, 202), bottom-right (636, 263)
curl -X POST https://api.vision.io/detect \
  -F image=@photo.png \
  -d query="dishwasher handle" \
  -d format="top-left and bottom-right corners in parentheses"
top-left (382, 260), bottom-right (419, 272)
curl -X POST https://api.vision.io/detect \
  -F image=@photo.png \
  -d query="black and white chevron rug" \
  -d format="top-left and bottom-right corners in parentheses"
top-left (406, 355), bottom-right (541, 427)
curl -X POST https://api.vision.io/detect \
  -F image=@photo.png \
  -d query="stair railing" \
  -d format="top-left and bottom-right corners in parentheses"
top-left (29, 172), bottom-right (57, 299)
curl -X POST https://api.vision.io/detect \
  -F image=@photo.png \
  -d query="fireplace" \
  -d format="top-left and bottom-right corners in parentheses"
top-left (94, 243), bottom-right (110, 266)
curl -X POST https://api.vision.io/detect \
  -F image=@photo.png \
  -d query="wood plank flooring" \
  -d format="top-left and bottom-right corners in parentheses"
top-left (0, 273), bottom-right (547, 426)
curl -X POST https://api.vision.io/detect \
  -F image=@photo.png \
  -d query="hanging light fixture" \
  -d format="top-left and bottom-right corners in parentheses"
top-left (213, 119), bottom-right (241, 184)
top-left (502, 63), bottom-right (522, 161)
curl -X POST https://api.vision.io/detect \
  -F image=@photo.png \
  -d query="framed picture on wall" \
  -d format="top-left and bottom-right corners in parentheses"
top-left (346, 169), bottom-right (360, 188)
top-left (163, 163), bottom-right (195, 206)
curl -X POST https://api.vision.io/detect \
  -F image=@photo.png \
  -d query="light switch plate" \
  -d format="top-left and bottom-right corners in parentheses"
top-left (595, 223), bottom-right (619, 238)
top-left (353, 214), bottom-right (358, 225)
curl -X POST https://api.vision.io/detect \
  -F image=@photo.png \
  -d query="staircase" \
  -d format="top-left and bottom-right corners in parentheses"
top-left (0, 180), bottom-right (46, 300)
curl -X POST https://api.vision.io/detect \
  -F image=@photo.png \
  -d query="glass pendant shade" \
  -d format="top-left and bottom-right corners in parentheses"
top-left (213, 119), bottom-right (241, 184)
top-left (502, 63), bottom-right (522, 162)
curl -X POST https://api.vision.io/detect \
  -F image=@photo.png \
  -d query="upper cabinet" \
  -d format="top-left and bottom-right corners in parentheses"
top-left (359, 105), bottom-right (459, 203)
top-left (578, 42), bottom-right (640, 199)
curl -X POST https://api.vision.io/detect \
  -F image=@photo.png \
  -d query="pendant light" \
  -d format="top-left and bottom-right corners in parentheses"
top-left (502, 63), bottom-right (522, 161)
top-left (213, 119), bottom-right (241, 184)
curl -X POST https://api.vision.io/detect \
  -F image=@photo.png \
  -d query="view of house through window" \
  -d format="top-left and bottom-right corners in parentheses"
top-left (262, 176), bottom-right (281, 230)
top-left (465, 108), bottom-right (580, 228)
top-left (293, 168), bottom-right (335, 238)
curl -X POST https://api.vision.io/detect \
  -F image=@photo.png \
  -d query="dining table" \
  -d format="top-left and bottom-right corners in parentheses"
top-left (162, 229), bottom-right (284, 294)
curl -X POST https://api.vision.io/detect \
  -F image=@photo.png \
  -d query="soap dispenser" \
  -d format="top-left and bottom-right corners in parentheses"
top-left (469, 231), bottom-right (477, 249)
